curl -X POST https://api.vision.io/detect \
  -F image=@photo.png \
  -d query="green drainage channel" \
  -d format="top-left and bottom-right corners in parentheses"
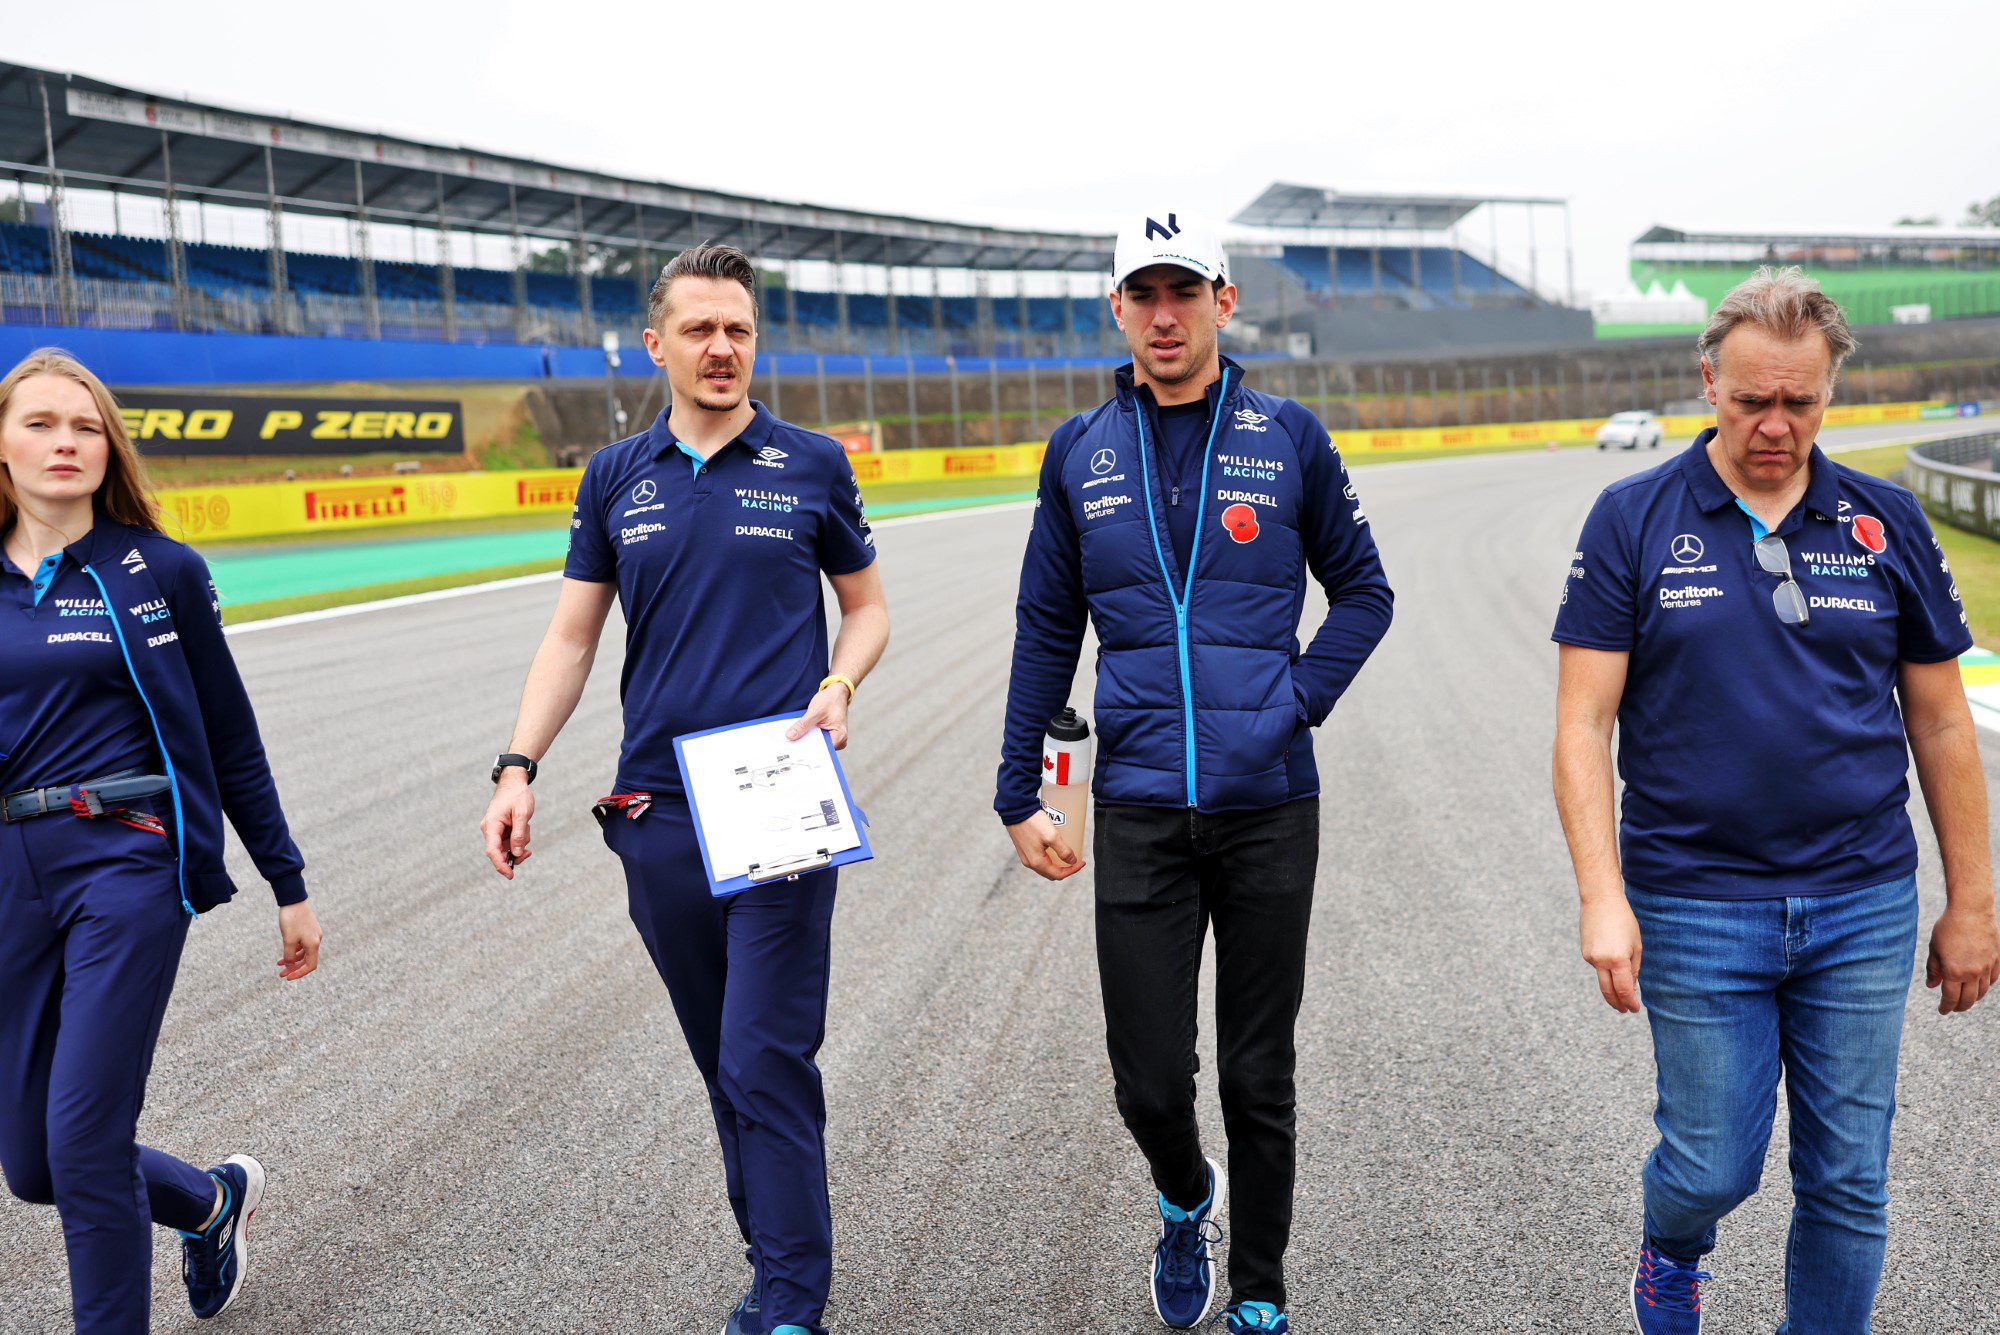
top-left (201, 490), bottom-right (1037, 609)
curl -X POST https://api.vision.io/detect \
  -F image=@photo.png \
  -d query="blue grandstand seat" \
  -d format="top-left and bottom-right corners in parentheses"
top-left (846, 294), bottom-right (889, 329)
top-left (1280, 244), bottom-right (1533, 305)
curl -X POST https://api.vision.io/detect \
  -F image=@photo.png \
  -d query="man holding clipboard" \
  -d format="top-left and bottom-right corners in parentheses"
top-left (480, 244), bottom-right (887, 1335)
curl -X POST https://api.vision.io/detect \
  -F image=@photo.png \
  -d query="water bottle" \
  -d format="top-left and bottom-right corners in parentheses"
top-left (1041, 707), bottom-right (1092, 851)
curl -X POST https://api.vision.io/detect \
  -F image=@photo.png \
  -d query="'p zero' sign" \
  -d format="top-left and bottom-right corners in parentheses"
top-left (117, 392), bottom-right (465, 457)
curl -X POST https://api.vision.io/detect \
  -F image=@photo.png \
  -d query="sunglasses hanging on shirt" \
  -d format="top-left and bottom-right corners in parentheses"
top-left (1753, 534), bottom-right (1811, 628)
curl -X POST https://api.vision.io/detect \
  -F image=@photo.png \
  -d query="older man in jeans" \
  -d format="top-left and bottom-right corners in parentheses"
top-left (1551, 266), bottom-right (1999, 1333)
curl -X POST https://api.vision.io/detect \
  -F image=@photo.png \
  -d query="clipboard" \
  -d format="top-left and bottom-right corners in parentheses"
top-left (672, 711), bottom-right (873, 897)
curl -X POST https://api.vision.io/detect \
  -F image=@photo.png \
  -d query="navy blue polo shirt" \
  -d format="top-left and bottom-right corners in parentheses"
top-left (1553, 431), bottom-right (1972, 900)
top-left (0, 541), bottom-right (158, 792)
top-left (564, 402), bottom-right (876, 795)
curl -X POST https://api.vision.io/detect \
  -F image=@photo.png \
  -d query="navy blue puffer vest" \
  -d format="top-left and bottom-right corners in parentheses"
top-left (1055, 363), bottom-right (1318, 810)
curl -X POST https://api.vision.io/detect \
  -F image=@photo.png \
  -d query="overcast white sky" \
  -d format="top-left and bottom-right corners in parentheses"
top-left (13, 0), bottom-right (2000, 300)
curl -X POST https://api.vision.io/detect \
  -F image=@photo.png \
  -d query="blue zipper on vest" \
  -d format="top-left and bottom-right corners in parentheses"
top-left (80, 564), bottom-right (195, 916)
top-left (1133, 367), bottom-right (1232, 807)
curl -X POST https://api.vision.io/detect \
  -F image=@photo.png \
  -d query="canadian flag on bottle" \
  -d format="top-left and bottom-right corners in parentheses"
top-left (1040, 707), bottom-right (1092, 848)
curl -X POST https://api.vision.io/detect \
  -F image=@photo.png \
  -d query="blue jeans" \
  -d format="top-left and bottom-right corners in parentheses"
top-left (1629, 875), bottom-right (1918, 1335)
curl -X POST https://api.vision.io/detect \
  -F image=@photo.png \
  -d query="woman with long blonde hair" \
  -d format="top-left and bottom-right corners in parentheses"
top-left (0, 348), bottom-right (322, 1330)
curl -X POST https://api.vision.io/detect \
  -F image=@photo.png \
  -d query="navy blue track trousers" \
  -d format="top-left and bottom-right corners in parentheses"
top-left (0, 799), bottom-right (218, 1333)
top-left (602, 799), bottom-right (838, 1335)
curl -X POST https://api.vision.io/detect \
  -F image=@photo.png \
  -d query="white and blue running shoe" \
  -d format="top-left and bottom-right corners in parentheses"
top-left (1222, 1299), bottom-right (1290, 1332)
top-left (1150, 1156), bottom-right (1225, 1328)
top-left (179, 1154), bottom-right (264, 1320)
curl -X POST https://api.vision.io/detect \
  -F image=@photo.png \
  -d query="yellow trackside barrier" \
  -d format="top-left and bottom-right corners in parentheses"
top-left (157, 469), bottom-right (586, 542)
top-left (845, 442), bottom-right (1047, 486)
top-left (156, 445), bottom-right (1054, 542)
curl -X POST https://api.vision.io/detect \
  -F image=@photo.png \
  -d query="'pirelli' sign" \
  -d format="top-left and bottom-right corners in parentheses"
top-left (117, 392), bottom-right (466, 456)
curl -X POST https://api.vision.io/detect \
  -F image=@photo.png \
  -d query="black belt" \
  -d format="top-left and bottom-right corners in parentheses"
top-left (3, 772), bottom-right (171, 823)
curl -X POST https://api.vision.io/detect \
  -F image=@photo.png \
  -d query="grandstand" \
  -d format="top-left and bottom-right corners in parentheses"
top-left (1223, 183), bottom-right (1593, 356)
top-left (0, 59), bottom-right (1122, 369)
top-left (1601, 225), bottom-right (2000, 339)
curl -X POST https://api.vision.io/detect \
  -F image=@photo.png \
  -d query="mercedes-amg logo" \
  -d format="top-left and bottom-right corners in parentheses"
top-left (1670, 534), bottom-right (1704, 564)
top-left (632, 480), bottom-right (657, 505)
top-left (1090, 448), bottom-right (1116, 475)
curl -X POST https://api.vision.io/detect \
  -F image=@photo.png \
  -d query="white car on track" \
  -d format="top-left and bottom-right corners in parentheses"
top-left (1596, 410), bottom-right (1663, 451)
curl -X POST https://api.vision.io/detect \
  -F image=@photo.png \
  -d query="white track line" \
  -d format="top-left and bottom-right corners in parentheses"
top-left (225, 570), bottom-right (565, 635)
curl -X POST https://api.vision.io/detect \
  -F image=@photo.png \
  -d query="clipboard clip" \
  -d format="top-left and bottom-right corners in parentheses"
top-left (746, 848), bottom-right (832, 884)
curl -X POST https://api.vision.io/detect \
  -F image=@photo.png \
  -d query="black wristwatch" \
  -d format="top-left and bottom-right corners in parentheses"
top-left (492, 753), bottom-right (538, 785)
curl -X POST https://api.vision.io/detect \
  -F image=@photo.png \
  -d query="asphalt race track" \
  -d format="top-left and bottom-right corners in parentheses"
top-left (3, 426), bottom-right (1996, 1333)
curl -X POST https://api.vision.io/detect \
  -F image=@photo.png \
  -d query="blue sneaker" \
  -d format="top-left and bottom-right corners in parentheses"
top-left (1631, 1239), bottom-right (1712, 1334)
top-left (1150, 1156), bottom-right (1225, 1328)
top-left (1222, 1301), bottom-right (1289, 1333)
top-left (722, 1247), bottom-right (764, 1335)
top-left (771, 1328), bottom-right (813, 1335)
top-left (179, 1154), bottom-right (264, 1320)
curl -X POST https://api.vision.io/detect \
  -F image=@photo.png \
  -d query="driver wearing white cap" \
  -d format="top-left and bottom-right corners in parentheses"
top-left (994, 214), bottom-right (1394, 1333)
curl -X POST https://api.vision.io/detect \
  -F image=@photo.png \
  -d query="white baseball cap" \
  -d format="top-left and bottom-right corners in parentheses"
top-left (1111, 212), bottom-right (1229, 290)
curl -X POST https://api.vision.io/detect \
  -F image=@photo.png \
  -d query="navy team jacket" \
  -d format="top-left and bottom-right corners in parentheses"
top-left (65, 519), bottom-right (306, 913)
top-left (996, 358), bottom-right (1394, 822)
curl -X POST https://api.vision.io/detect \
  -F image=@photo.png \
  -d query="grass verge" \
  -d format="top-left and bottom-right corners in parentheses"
top-left (143, 452), bottom-right (477, 487)
top-left (221, 558), bottom-right (563, 625)
top-left (199, 509), bottom-right (573, 552)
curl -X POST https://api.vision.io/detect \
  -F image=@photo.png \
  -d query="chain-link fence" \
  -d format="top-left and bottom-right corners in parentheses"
top-left (531, 353), bottom-right (2000, 457)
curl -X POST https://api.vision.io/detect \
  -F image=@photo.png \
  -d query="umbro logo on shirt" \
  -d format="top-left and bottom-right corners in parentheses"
top-left (1233, 409), bottom-right (1270, 432)
top-left (753, 446), bottom-right (789, 470)
top-left (121, 548), bottom-right (147, 574)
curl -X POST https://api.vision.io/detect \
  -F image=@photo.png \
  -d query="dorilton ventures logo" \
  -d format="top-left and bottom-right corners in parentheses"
top-left (305, 485), bottom-right (407, 524)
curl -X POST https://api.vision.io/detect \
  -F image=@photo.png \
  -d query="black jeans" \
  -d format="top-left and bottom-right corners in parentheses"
top-left (1093, 796), bottom-right (1320, 1310)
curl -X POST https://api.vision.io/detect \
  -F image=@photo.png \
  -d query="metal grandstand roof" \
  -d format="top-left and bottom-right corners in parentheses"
top-left (1638, 224), bottom-right (2000, 252)
top-left (1233, 183), bottom-right (1566, 232)
top-left (0, 61), bottom-right (1113, 272)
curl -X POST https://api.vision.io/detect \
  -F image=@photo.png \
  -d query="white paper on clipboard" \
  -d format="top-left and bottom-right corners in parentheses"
top-left (676, 717), bottom-right (863, 882)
